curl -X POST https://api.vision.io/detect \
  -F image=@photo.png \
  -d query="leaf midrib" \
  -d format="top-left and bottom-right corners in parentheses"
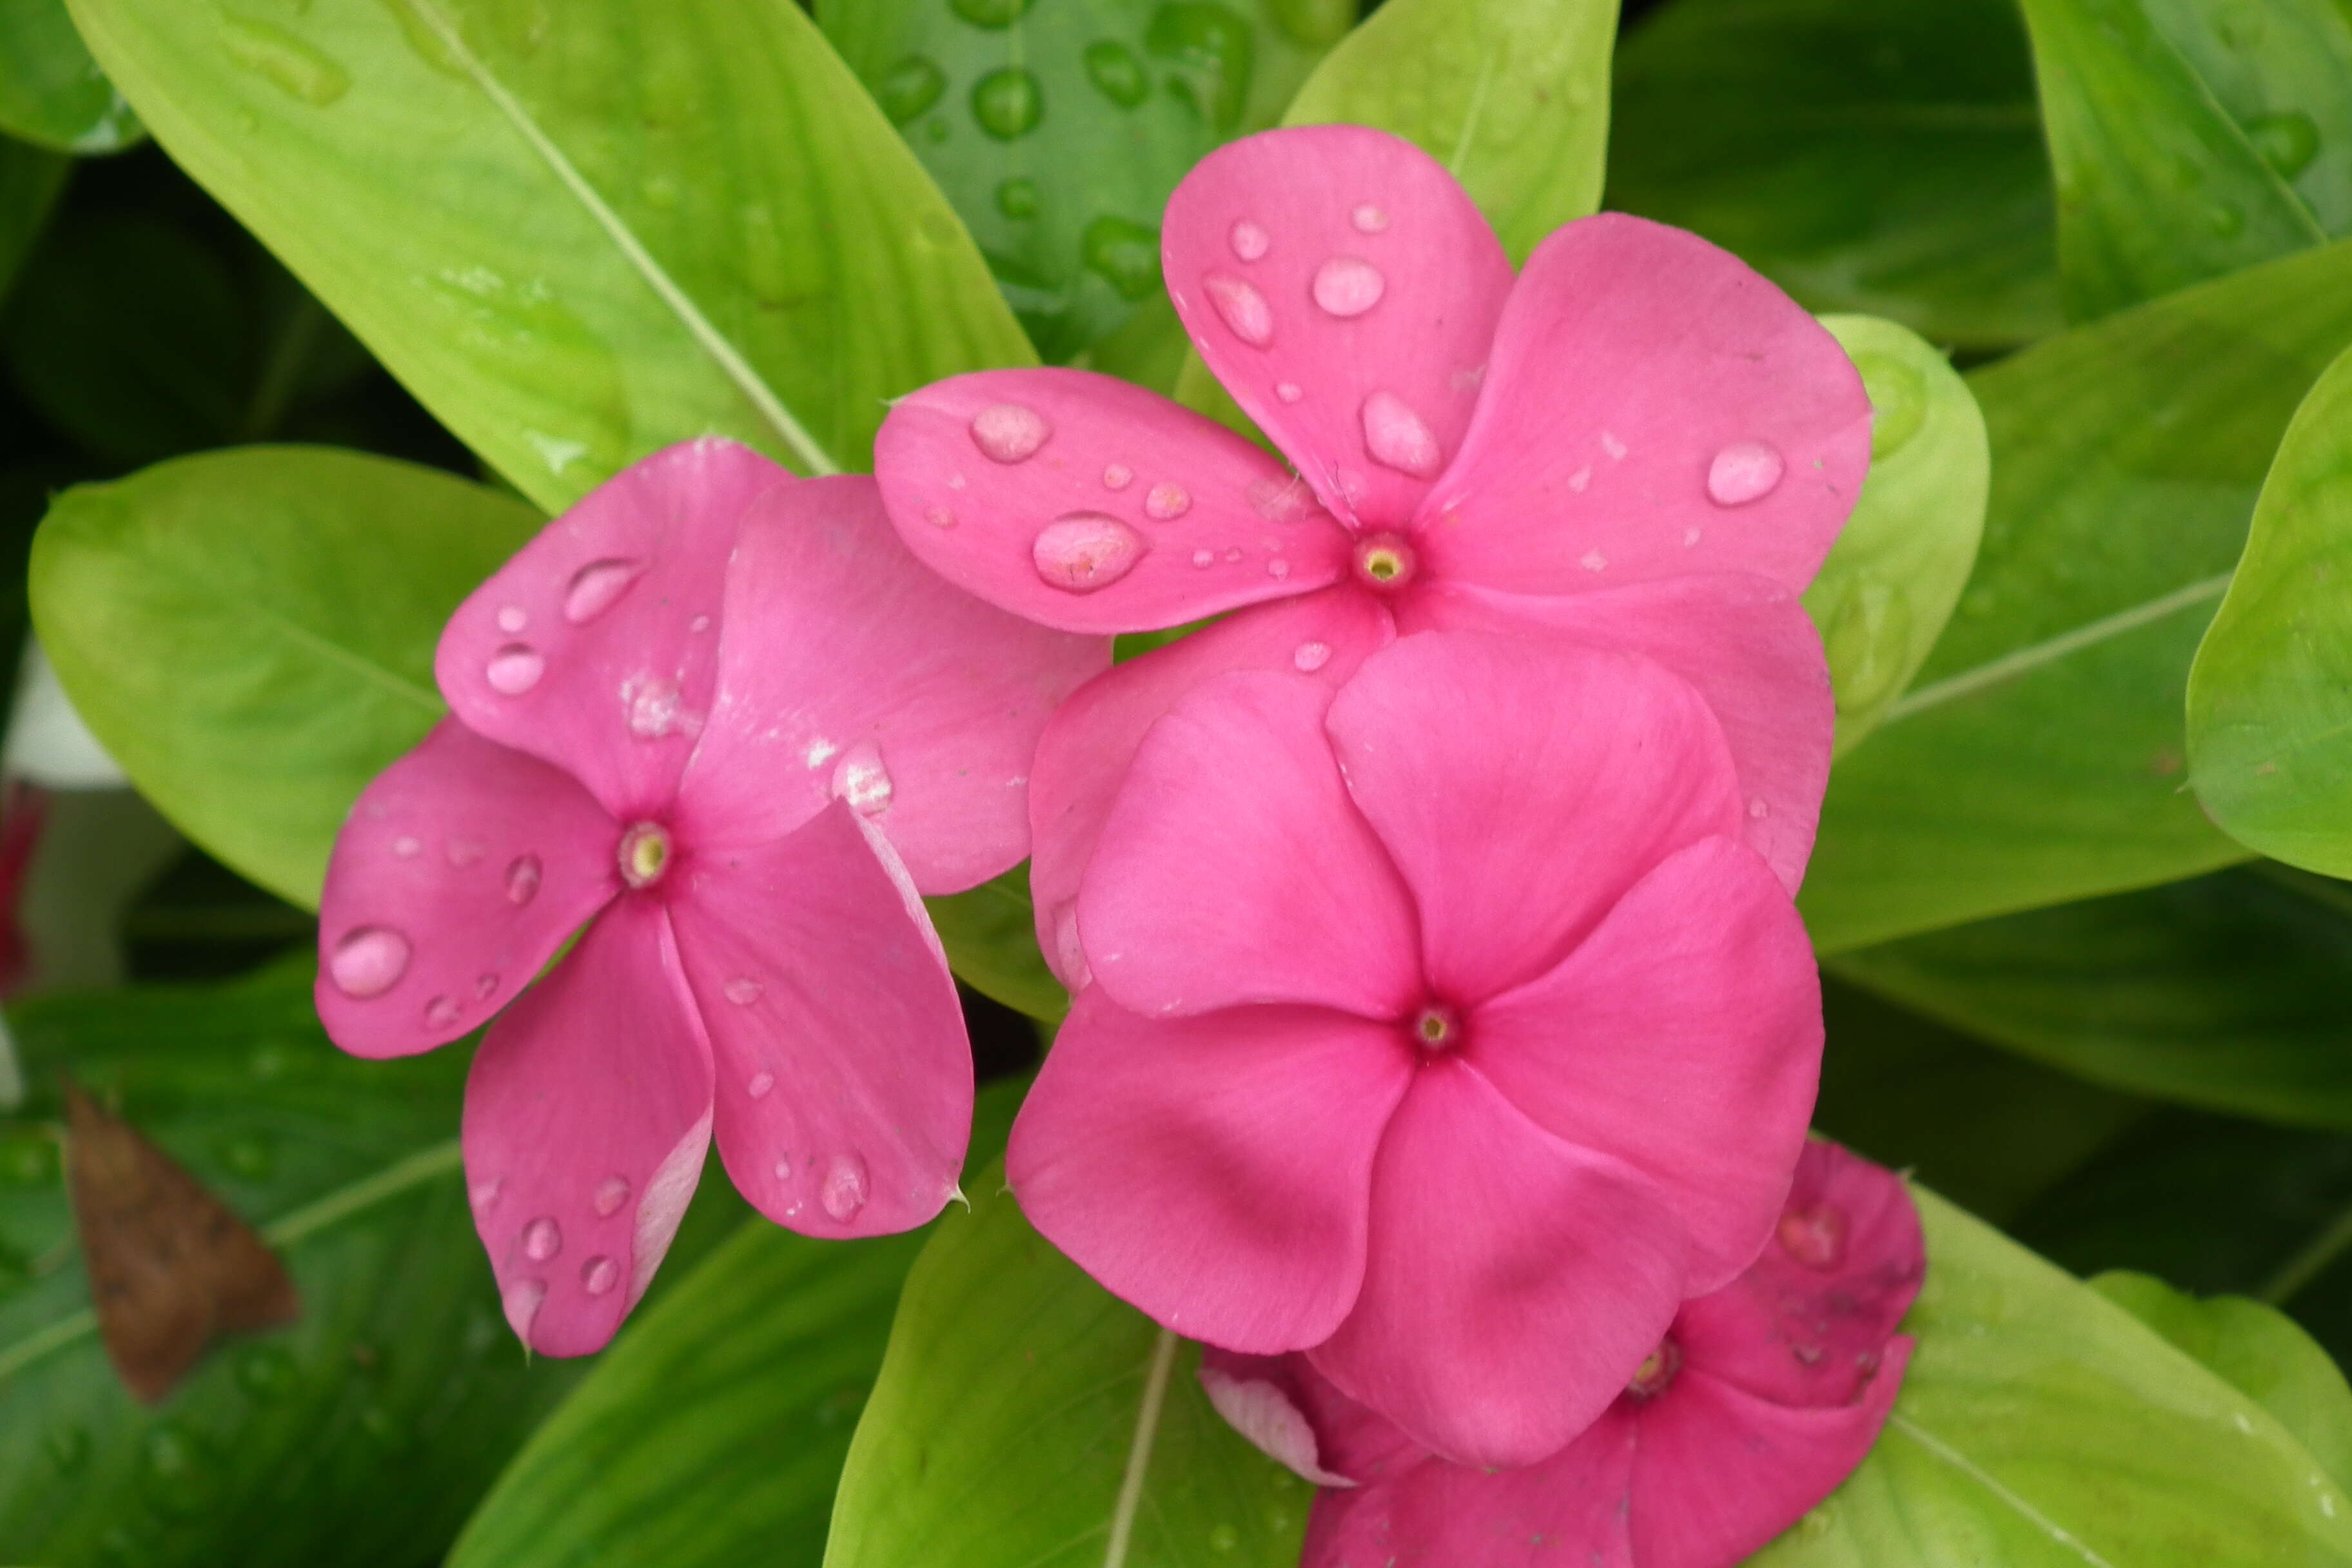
top-left (1891, 1412), bottom-right (2122, 1567)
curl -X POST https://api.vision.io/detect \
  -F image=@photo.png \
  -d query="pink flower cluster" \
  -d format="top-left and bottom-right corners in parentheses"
top-left (314, 124), bottom-right (1923, 1564)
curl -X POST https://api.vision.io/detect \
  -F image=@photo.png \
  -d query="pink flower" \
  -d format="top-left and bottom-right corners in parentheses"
top-left (313, 440), bottom-right (1106, 1355)
top-left (1202, 1140), bottom-right (1925, 1568)
top-left (874, 126), bottom-right (1871, 986)
top-left (1004, 632), bottom-right (1823, 1466)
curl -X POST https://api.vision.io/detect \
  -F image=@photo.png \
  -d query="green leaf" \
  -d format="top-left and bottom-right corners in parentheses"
top-left (1829, 866), bottom-right (2352, 1128)
top-left (818, 0), bottom-right (1338, 365)
top-left (2018, 0), bottom-right (2350, 321)
top-left (29, 446), bottom-right (540, 911)
top-left (1754, 1184), bottom-right (2352, 1566)
top-left (1799, 236), bottom-right (2352, 954)
top-left (0, 0), bottom-right (141, 153)
top-left (447, 1077), bottom-right (1028, 1568)
top-left (1807, 315), bottom-right (1988, 755)
top-left (0, 960), bottom-right (747, 1567)
top-left (64, 0), bottom-right (1032, 511)
top-left (1607, 0), bottom-right (2061, 351)
top-left (925, 868), bottom-right (1067, 1024)
top-left (0, 137), bottom-right (68, 305)
top-left (2188, 339), bottom-right (2352, 876)
top-left (825, 1160), bottom-right (1308, 1568)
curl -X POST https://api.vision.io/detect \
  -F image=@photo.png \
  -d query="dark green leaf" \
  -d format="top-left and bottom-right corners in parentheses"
top-left (0, 0), bottom-right (140, 153)
top-left (925, 868), bottom-right (1066, 1024)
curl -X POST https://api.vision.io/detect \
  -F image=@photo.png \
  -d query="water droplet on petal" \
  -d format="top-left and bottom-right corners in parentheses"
top-left (475, 972), bottom-right (500, 1000)
top-left (1311, 256), bottom-right (1384, 317)
top-left (1293, 642), bottom-right (1332, 672)
top-left (1275, 382), bottom-right (1303, 404)
top-left (1682, 525), bottom-right (1703, 548)
top-left (1034, 514), bottom-right (1147, 593)
top-left (832, 742), bottom-right (894, 816)
top-left (970, 404), bottom-right (1050, 463)
top-left (593, 1175), bottom-right (631, 1217)
top-left (502, 1279), bottom-right (547, 1341)
top-left (329, 927), bottom-right (411, 999)
top-left (1709, 440), bottom-right (1785, 506)
top-left (1351, 203), bottom-right (1388, 233)
top-left (391, 836), bottom-right (422, 859)
top-left (522, 1216), bottom-right (562, 1262)
top-left (746, 1070), bottom-right (775, 1099)
top-left (623, 674), bottom-right (698, 740)
top-left (821, 1153), bottom-right (870, 1222)
top-left (1230, 218), bottom-right (1269, 261)
top-left (1601, 431), bottom-right (1628, 461)
top-left (424, 995), bottom-right (460, 1029)
top-left (1145, 482), bottom-right (1192, 520)
top-left (1580, 550), bottom-right (1608, 573)
top-left (581, 1255), bottom-right (618, 1296)
top-left (725, 977), bottom-right (763, 1006)
top-left (496, 605), bottom-right (527, 633)
top-left (505, 854), bottom-right (542, 905)
top-left (1102, 462), bottom-right (1133, 490)
top-left (1191, 548), bottom-right (1214, 568)
top-left (1567, 464), bottom-right (1592, 493)
top-left (924, 505), bottom-right (956, 529)
top-left (1202, 273), bottom-right (1274, 346)
top-left (471, 1176), bottom-right (504, 1212)
top-left (1267, 558), bottom-right (1291, 580)
top-left (1360, 390), bottom-right (1442, 477)
top-left (562, 558), bottom-right (645, 624)
top-left (486, 644), bottom-right (545, 696)
top-left (1748, 796), bottom-right (1770, 821)
top-left (1247, 475), bottom-right (1311, 522)
top-left (1792, 1342), bottom-right (1825, 1366)
top-left (1778, 1202), bottom-right (1848, 1269)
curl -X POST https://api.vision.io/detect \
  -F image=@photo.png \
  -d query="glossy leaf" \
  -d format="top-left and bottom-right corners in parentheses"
top-left (1807, 315), bottom-right (1988, 754)
top-left (0, 0), bottom-right (139, 153)
top-left (0, 959), bottom-right (745, 1567)
top-left (1607, 0), bottom-right (2061, 351)
top-left (0, 136), bottom-right (68, 305)
top-left (2019, 0), bottom-right (2349, 320)
top-left (825, 1160), bottom-right (1308, 1568)
top-left (1798, 237), bottom-right (2352, 954)
top-left (64, 0), bottom-right (1032, 510)
top-left (2188, 340), bottom-right (2352, 876)
top-left (818, 0), bottom-right (1341, 364)
top-left (1753, 1184), bottom-right (2352, 1566)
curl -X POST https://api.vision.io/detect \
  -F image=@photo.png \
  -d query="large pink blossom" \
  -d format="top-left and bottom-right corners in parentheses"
top-left (874, 126), bottom-right (1870, 986)
top-left (1202, 1139), bottom-right (1925, 1568)
top-left (313, 440), bottom-right (1105, 1355)
top-left (1005, 632), bottom-right (1823, 1467)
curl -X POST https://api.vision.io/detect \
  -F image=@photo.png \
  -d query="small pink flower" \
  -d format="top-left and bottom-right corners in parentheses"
top-left (313, 440), bottom-right (1106, 1355)
top-left (1202, 1140), bottom-right (1926, 1568)
top-left (874, 126), bottom-right (1871, 986)
top-left (1004, 632), bottom-right (1823, 1467)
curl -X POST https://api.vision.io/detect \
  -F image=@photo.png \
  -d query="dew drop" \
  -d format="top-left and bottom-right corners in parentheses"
top-left (1145, 482), bottom-right (1192, 520)
top-left (1748, 796), bottom-right (1771, 821)
top-left (1102, 462), bottom-right (1134, 490)
top-left (2248, 110), bottom-right (2321, 180)
top-left (995, 175), bottom-right (1039, 219)
top-left (1191, 548), bottom-right (1215, 568)
top-left (772, 1157), bottom-right (794, 1182)
top-left (486, 643), bottom-right (545, 696)
top-left (502, 1279), bottom-right (547, 1341)
top-left (971, 66), bottom-right (1043, 140)
top-left (1350, 203), bottom-right (1389, 233)
top-left (1311, 256), bottom-right (1385, 317)
top-left (391, 836), bottom-right (421, 859)
top-left (1202, 273), bottom-right (1274, 346)
top-left (1601, 431), bottom-right (1629, 461)
top-left (581, 1255), bottom-right (619, 1297)
top-left (505, 854), bottom-right (542, 906)
top-left (471, 1175), bottom-right (504, 1213)
top-left (1778, 1202), bottom-right (1848, 1269)
top-left (1083, 216), bottom-right (1162, 301)
top-left (329, 926), bottom-right (411, 999)
top-left (1683, 525), bottom-right (1702, 547)
top-left (1083, 39), bottom-right (1148, 106)
top-left (821, 1153), bottom-right (870, 1222)
top-left (1579, 550), bottom-right (1608, 573)
top-left (1708, 440), bottom-right (1785, 506)
top-left (832, 741), bottom-right (894, 816)
top-left (725, 977), bottom-right (765, 1006)
top-left (593, 1175), bottom-right (631, 1217)
top-left (1567, 464), bottom-right (1592, 493)
top-left (1275, 381), bottom-right (1303, 404)
top-left (746, 1070), bottom-right (776, 1098)
top-left (496, 605), bottom-right (527, 633)
top-left (1293, 641), bottom-right (1332, 672)
top-left (924, 505), bottom-right (956, 529)
top-left (1792, 1343), bottom-right (1826, 1367)
top-left (522, 1215), bottom-right (563, 1262)
top-left (1360, 390), bottom-right (1442, 477)
top-left (1230, 218), bottom-right (1270, 261)
top-left (424, 995), bottom-right (460, 1030)
top-left (1268, 558), bottom-right (1291, 580)
top-left (1034, 514), bottom-right (1147, 593)
top-left (563, 558), bottom-right (645, 624)
top-left (877, 55), bottom-right (945, 124)
top-left (970, 403), bottom-right (1050, 463)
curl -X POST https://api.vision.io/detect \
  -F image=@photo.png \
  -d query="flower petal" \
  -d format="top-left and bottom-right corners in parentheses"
top-left (316, 719), bottom-right (618, 1060)
top-left (1627, 1347), bottom-right (1913, 1568)
top-left (1417, 214), bottom-right (1870, 596)
top-left (1028, 588), bottom-right (1394, 988)
top-left (667, 801), bottom-right (970, 1239)
top-left (1195, 1351), bottom-right (1367, 1489)
top-left (436, 439), bottom-right (788, 819)
top-left (1407, 574), bottom-right (1832, 892)
top-left (1077, 669), bottom-right (1422, 1019)
top-left (1674, 1141), bottom-right (1927, 1408)
top-left (1164, 126), bottom-right (1514, 530)
top-left (1469, 837), bottom-right (1823, 1293)
top-left (1323, 632), bottom-right (1744, 1004)
top-left (1007, 990), bottom-right (1411, 1353)
top-left (672, 475), bottom-right (1107, 894)
top-left (1310, 1063), bottom-right (1689, 1469)
top-left (874, 368), bottom-right (1349, 634)
top-left (462, 896), bottom-right (714, 1357)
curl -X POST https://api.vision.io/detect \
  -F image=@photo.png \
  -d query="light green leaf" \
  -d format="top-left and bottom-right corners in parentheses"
top-left (825, 1161), bottom-right (1308, 1568)
top-left (0, 137), bottom-right (68, 305)
top-left (0, 0), bottom-right (140, 153)
top-left (1799, 236), bottom-right (2352, 954)
top-left (818, 0), bottom-right (1338, 364)
top-left (1807, 315), bottom-right (1988, 754)
top-left (1755, 1185), bottom-right (2352, 1566)
top-left (2018, 0), bottom-right (2351, 321)
top-left (1607, 0), bottom-right (2061, 351)
top-left (64, 0), bottom-right (1032, 511)
top-left (2188, 339), bottom-right (2352, 876)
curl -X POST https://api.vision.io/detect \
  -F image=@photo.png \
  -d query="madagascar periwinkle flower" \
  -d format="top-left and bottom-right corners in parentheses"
top-left (1200, 1140), bottom-right (1925, 1568)
top-left (1005, 633), bottom-right (1823, 1467)
top-left (313, 440), bottom-right (1105, 1355)
top-left (874, 126), bottom-right (1872, 985)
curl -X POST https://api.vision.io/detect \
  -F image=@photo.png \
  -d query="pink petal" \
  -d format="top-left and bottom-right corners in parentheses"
top-left (1627, 1346), bottom-right (1914, 1568)
top-left (1199, 1348), bottom-right (1431, 1489)
top-left (667, 801), bottom-right (972, 1238)
top-left (1164, 126), bottom-right (1514, 530)
top-left (1416, 215), bottom-right (1870, 596)
top-left (1026, 587), bottom-right (1395, 988)
top-left (462, 896), bottom-right (714, 1357)
top-left (1195, 1351), bottom-right (1362, 1488)
top-left (874, 368), bottom-right (1351, 634)
top-left (1407, 574), bottom-right (1832, 893)
top-left (1076, 670), bottom-right (1422, 1019)
top-left (1007, 989), bottom-right (1412, 1353)
top-left (1674, 1141), bottom-right (1927, 1408)
top-left (315, 719), bottom-right (618, 1060)
top-left (1469, 837), bottom-right (1822, 1293)
top-left (1310, 1063), bottom-right (1689, 1469)
top-left (1322, 632), bottom-right (1744, 1005)
top-left (671, 475), bottom-right (1107, 894)
top-left (436, 440), bottom-right (789, 819)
